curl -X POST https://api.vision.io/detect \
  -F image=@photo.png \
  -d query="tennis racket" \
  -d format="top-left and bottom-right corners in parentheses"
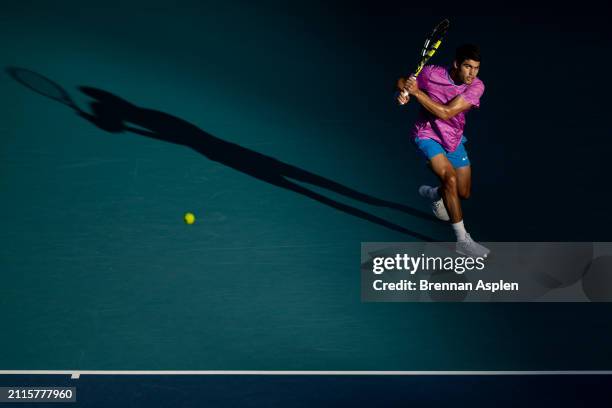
top-left (400, 18), bottom-right (450, 101)
top-left (7, 67), bottom-right (84, 114)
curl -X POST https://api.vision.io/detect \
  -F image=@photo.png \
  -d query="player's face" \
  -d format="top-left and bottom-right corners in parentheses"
top-left (456, 59), bottom-right (480, 84)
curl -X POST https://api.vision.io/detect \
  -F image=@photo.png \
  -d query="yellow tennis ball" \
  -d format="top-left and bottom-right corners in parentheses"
top-left (184, 212), bottom-right (196, 225)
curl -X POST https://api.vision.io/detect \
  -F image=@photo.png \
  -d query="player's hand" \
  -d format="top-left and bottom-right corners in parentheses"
top-left (397, 91), bottom-right (410, 105)
top-left (396, 77), bottom-right (410, 105)
top-left (396, 77), bottom-right (408, 91)
top-left (405, 75), bottom-right (419, 96)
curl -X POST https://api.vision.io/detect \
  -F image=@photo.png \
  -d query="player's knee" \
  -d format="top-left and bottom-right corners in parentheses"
top-left (459, 188), bottom-right (471, 200)
top-left (442, 171), bottom-right (458, 192)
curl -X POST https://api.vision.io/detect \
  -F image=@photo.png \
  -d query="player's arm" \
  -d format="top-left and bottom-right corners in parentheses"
top-left (404, 76), bottom-right (472, 120)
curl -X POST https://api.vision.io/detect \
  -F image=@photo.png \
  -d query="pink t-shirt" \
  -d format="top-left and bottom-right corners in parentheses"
top-left (411, 65), bottom-right (484, 152)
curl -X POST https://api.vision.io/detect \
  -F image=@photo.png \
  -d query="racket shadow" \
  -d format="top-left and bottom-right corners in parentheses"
top-left (7, 67), bottom-right (438, 241)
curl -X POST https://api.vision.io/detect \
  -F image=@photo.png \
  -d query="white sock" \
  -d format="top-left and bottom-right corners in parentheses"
top-left (452, 220), bottom-right (468, 241)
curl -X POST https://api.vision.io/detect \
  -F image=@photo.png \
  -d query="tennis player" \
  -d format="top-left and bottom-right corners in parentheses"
top-left (397, 44), bottom-right (489, 257)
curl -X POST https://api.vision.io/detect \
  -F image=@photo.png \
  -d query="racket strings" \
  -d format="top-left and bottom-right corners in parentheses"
top-left (417, 19), bottom-right (449, 67)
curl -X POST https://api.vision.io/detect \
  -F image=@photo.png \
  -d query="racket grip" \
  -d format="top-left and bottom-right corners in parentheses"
top-left (399, 74), bottom-right (417, 104)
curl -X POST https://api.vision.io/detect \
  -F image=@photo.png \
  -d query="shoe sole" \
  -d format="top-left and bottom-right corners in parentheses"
top-left (418, 186), bottom-right (431, 198)
top-left (433, 212), bottom-right (450, 221)
top-left (456, 248), bottom-right (490, 258)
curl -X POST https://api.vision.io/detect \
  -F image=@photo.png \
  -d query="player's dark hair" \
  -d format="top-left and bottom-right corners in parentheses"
top-left (455, 44), bottom-right (481, 64)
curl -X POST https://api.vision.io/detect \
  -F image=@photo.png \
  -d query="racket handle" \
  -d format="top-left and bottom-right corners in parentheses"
top-left (398, 89), bottom-right (410, 105)
top-left (399, 74), bottom-right (417, 104)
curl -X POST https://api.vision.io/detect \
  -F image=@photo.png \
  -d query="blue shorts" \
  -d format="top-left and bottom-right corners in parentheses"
top-left (413, 136), bottom-right (470, 168)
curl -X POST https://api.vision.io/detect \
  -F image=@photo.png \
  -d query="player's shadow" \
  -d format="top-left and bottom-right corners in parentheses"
top-left (6, 67), bottom-right (437, 241)
top-left (79, 87), bottom-right (439, 241)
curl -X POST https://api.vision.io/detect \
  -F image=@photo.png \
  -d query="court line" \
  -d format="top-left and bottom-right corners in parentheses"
top-left (1, 371), bottom-right (612, 376)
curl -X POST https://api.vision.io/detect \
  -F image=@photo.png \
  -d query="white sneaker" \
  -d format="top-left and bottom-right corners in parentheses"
top-left (431, 199), bottom-right (450, 221)
top-left (418, 186), bottom-right (450, 221)
top-left (456, 234), bottom-right (490, 258)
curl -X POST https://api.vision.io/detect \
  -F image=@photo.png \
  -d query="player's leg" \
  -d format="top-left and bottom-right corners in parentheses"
top-left (414, 137), bottom-right (450, 221)
top-left (446, 138), bottom-right (471, 200)
top-left (428, 153), bottom-right (462, 223)
top-left (456, 165), bottom-right (471, 199)
top-left (420, 164), bottom-right (470, 202)
top-left (430, 153), bottom-right (489, 257)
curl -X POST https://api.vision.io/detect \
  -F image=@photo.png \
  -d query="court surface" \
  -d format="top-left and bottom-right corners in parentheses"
top-left (2, 1), bottom-right (612, 371)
